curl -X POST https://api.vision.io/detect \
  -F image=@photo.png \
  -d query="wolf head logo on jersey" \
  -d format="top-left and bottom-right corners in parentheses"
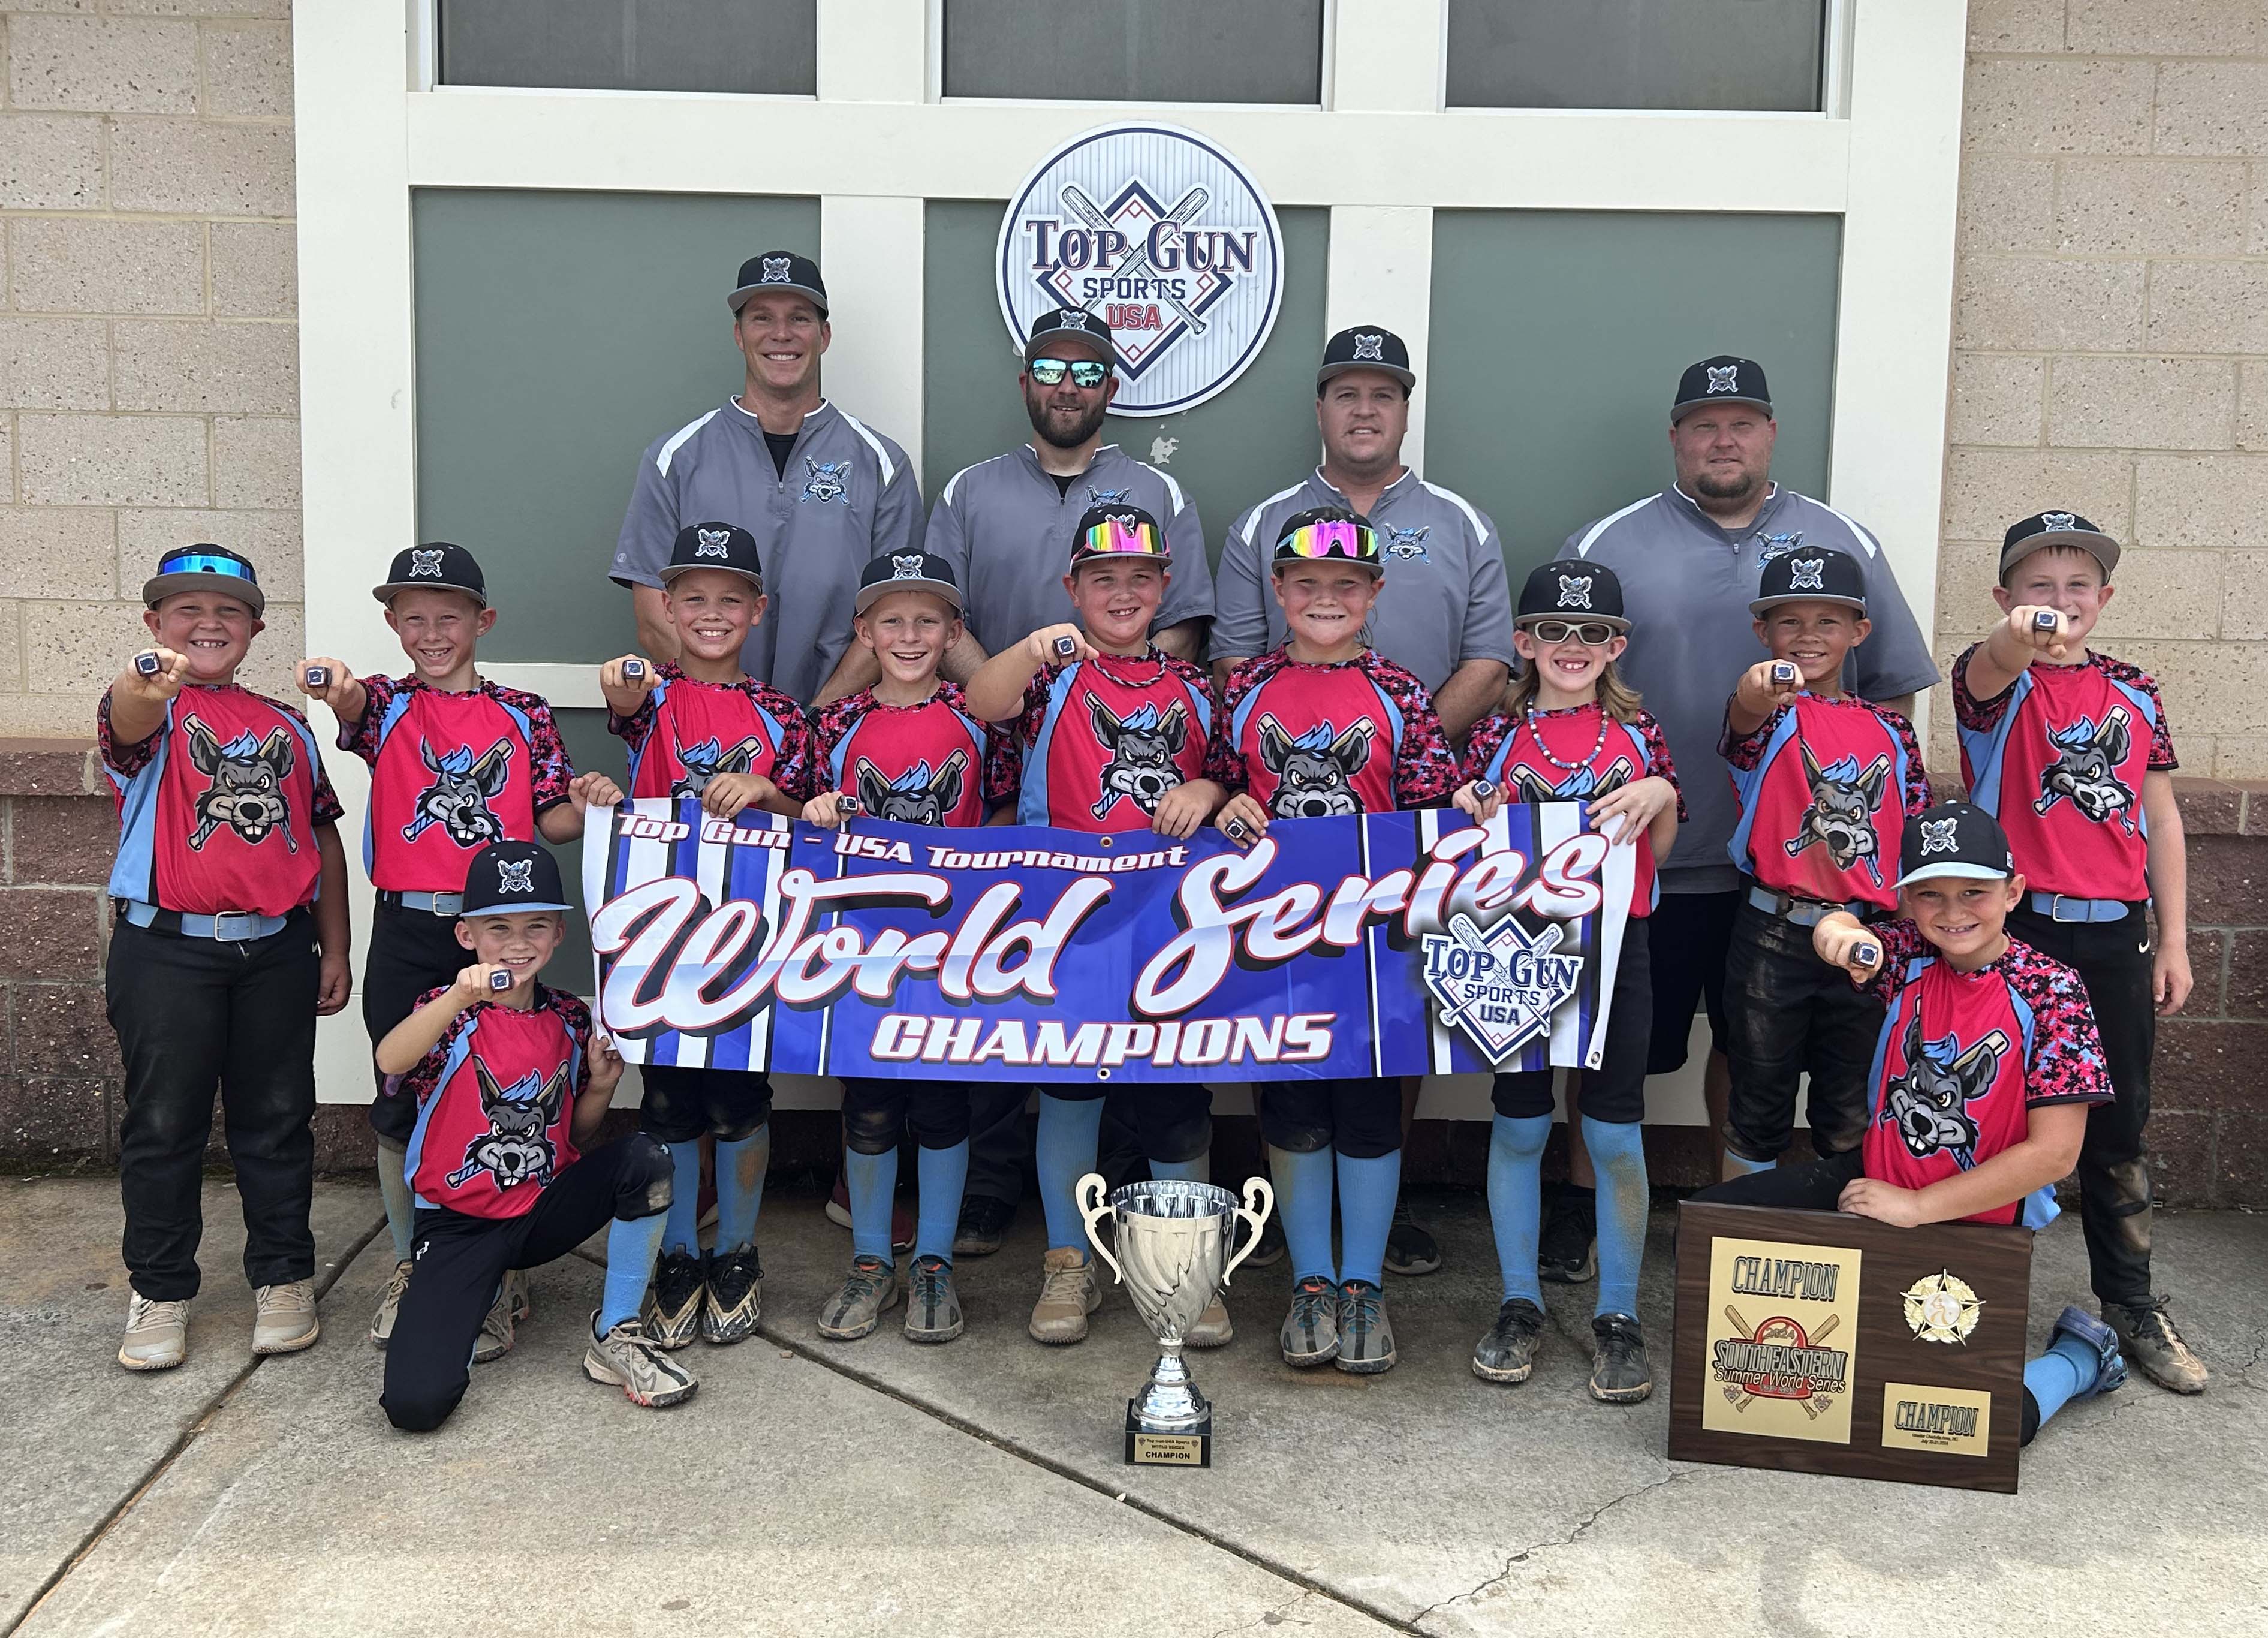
top-left (402, 737), bottom-right (514, 848)
top-left (760, 256), bottom-right (791, 284)
top-left (1507, 754), bottom-right (1635, 808)
top-left (802, 458), bottom-right (850, 505)
top-left (1258, 715), bottom-right (1373, 820)
top-left (445, 1061), bottom-right (569, 1193)
top-left (1707, 365), bottom-right (1740, 394)
top-left (668, 733), bottom-right (763, 800)
top-left (1383, 525), bottom-right (1430, 562)
top-left (184, 716), bottom-right (298, 853)
top-left (1754, 530), bottom-right (1806, 565)
top-left (1884, 1013), bottom-right (2009, 1161)
top-left (1086, 485), bottom-right (1131, 507)
top-left (407, 549), bottom-right (445, 579)
top-left (855, 750), bottom-right (969, 827)
top-left (1784, 746), bottom-right (1891, 883)
top-left (2035, 710), bottom-right (2137, 830)
top-left (1556, 575), bottom-right (1592, 610)
top-left (1088, 697), bottom-right (1191, 820)
top-left (693, 528), bottom-right (733, 559)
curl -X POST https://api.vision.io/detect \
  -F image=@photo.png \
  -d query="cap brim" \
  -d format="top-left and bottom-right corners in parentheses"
top-left (372, 580), bottom-right (486, 606)
top-left (658, 562), bottom-right (764, 588)
top-left (1748, 593), bottom-right (1867, 616)
top-left (1273, 556), bottom-right (1384, 577)
top-left (1673, 395), bottom-right (1773, 421)
top-left (1071, 547), bottom-right (1173, 567)
top-left (1026, 332), bottom-right (1115, 365)
top-left (1999, 532), bottom-right (2121, 578)
top-left (144, 572), bottom-right (266, 616)
top-left (458, 900), bottom-right (573, 917)
top-left (856, 578), bottom-right (963, 614)
top-left (1317, 360), bottom-right (1415, 390)
top-left (1893, 862), bottom-right (2010, 889)
top-left (729, 283), bottom-right (827, 317)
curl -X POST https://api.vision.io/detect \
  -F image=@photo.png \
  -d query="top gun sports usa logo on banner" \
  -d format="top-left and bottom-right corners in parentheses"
top-left (998, 123), bottom-right (1285, 416)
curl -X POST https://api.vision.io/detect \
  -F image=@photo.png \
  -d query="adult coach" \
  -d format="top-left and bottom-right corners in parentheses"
top-left (612, 252), bottom-right (920, 704)
top-left (924, 305), bottom-right (1214, 681)
top-left (1211, 327), bottom-right (1514, 742)
top-left (1214, 326), bottom-right (1517, 1276)
top-left (1563, 356), bottom-right (1938, 1227)
top-left (923, 305), bottom-right (1215, 1255)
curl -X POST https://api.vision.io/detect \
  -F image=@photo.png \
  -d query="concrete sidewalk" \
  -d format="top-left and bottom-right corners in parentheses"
top-left (4, 1178), bottom-right (2264, 1637)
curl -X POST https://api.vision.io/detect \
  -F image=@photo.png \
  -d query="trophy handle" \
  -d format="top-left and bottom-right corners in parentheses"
top-left (1074, 1172), bottom-right (1125, 1287)
top-left (1220, 1177), bottom-right (1275, 1288)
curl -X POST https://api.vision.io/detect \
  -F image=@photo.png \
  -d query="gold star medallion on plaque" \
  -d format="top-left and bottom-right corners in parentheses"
top-left (1902, 1270), bottom-right (1983, 1345)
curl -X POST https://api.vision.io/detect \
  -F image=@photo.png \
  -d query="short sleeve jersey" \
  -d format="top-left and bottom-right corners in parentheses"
top-left (1722, 692), bottom-right (1930, 912)
top-left (609, 663), bottom-right (817, 804)
top-left (1952, 648), bottom-right (2175, 903)
top-left (1463, 703), bottom-right (1685, 917)
top-left (340, 676), bottom-right (574, 893)
top-left (811, 682), bottom-right (999, 829)
top-left (100, 684), bottom-right (344, 917)
top-left (1204, 648), bottom-right (1457, 818)
top-left (399, 987), bottom-right (592, 1220)
top-left (1855, 922), bottom-right (2111, 1227)
top-left (999, 649), bottom-right (1215, 832)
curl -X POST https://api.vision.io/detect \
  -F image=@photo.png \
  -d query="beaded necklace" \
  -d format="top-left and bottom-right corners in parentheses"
top-left (1520, 703), bottom-right (1608, 775)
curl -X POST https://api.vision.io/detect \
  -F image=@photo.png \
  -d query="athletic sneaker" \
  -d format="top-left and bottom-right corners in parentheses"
top-left (904, 1254), bottom-right (965, 1344)
top-left (507, 1267), bottom-right (532, 1323)
top-left (702, 1246), bottom-right (763, 1345)
top-left (1279, 1275), bottom-right (1338, 1368)
top-left (953, 1195), bottom-right (1014, 1258)
top-left (1471, 1297), bottom-right (1546, 1384)
top-left (818, 1254), bottom-right (900, 1341)
top-left (1538, 1185), bottom-right (1597, 1284)
top-left (2103, 1297), bottom-right (2206, 1395)
top-left (1246, 1211), bottom-right (1286, 1270)
top-left (1335, 1279), bottom-right (1397, 1374)
top-left (1383, 1199), bottom-right (1442, 1276)
top-left (369, 1258), bottom-right (413, 1348)
top-left (1589, 1312), bottom-right (1653, 1403)
top-left (1186, 1292), bottom-right (1233, 1348)
top-left (119, 1293), bottom-right (188, 1372)
top-left (2050, 1304), bottom-right (2129, 1401)
top-left (827, 1170), bottom-right (917, 1251)
top-left (583, 1312), bottom-right (698, 1407)
top-left (472, 1279), bottom-right (516, 1364)
top-left (643, 1249), bottom-right (706, 1352)
top-left (252, 1279), bottom-right (320, 1356)
top-left (1028, 1246), bottom-right (1101, 1344)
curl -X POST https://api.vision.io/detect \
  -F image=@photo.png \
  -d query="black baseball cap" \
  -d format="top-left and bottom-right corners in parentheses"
top-left (1894, 802), bottom-right (2014, 889)
top-left (1317, 326), bottom-right (1414, 392)
top-left (461, 840), bottom-right (572, 917)
top-left (1673, 355), bottom-right (1773, 421)
top-left (143, 543), bottom-right (266, 617)
top-left (1999, 510), bottom-right (2122, 581)
top-left (1024, 306), bottom-right (1115, 365)
top-left (1272, 505), bottom-right (1383, 577)
top-left (372, 541), bottom-right (486, 607)
top-left (1518, 559), bottom-right (1628, 630)
top-left (659, 522), bottom-right (764, 589)
top-left (1751, 545), bottom-right (1866, 616)
top-left (728, 251), bottom-right (827, 317)
top-left (856, 550), bottom-right (963, 616)
top-left (1069, 504), bottom-right (1170, 569)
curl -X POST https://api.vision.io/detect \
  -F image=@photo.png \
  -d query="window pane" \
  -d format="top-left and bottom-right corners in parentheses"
top-left (439, 0), bottom-right (817, 96)
top-left (944, 0), bottom-right (1321, 104)
top-left (1445, 1), bottom-right (1823, 112)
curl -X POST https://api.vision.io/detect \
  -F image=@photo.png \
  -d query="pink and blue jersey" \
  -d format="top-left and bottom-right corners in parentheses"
top-left (1722, 693), bottom-right (1929, 912)
top-left (810, 681), bottom-right (999, 829)
top-left (341, 675), bottom-right (573, 892)
top-left (609, 663), bottom-right (817, 804)
top-left (1203, 648), bottom-right (1456, 818)
top-left (1952, 648), bottom-right (2174, 903)
top-left (100, 683), bottom-right (343, 917)
top-left (1463, 703), bottom-right (1683, 917)
top-left (1001, 649), bottom-right (1213, 832)
top-left (399, 986), bottom-right (592, 1220)
top-left (1855, 921), bottom-right (2110, 1227)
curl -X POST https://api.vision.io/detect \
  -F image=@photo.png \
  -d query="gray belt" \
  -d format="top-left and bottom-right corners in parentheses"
top-left (2028, 892), bottom-right (2133, 924)
top-left (381, 890), bottom-right (463, 916)
top-left (1746, 883), bottom-right (1863, 927)
top-left (123, 901), bottom-right (288, 941)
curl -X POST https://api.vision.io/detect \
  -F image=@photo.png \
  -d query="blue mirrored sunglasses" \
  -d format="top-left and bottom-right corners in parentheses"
top-left (157, 551), bottom-right (258, 585)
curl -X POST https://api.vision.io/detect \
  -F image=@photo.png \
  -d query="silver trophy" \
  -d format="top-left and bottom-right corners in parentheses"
top-left (1077, 1172), bottom-right (1273, 1467)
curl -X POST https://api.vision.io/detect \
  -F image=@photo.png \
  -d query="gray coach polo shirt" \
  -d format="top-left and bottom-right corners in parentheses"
top-left (612, 398), bottom-right (920, 704)
top-left (924, 444), bottom-right (1214, 653)
top-left (1212, 468), bottom-right (1517, 695)
top-left (1567, 483), bottom-right (1941, 893)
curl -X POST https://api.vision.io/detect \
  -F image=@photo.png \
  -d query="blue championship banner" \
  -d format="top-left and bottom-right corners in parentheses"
top-left (582, 800), bottom-right (1635, 1083)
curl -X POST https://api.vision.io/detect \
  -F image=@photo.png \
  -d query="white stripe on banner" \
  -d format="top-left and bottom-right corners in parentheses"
top-left (614, 818), bottom-right (676, 1067)
top-left (670, 823), bottom-right (728, 1071)
top-left (1586, 828), bottom-right (1638, 1072)
top-left (1542, 801), bottom-right (1585, 1068)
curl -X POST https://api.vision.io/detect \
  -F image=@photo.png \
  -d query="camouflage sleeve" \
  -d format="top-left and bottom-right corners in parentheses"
top-left (1374, 661), bottom-right (1457, 809)
top-left (391, 988), bottom-right (460, 1109)
top-left (607, 689), bottom-right (656, 754)
top-left (1861, 919), bottom-right (1929, 1008)
top-left (983, 721), bottom-right (1022, 811)
top-left (1202, 660), bottom-right (1260, 790)
top-left (1460, 711), bottom-right (1511, 784)
top-left (1719, 700), bottom-right (1777, 771)
top-left (1634, 711), bottom-right (1688, 821)
top-left (519, 697), bottom-right (575, 811)
top-left (763, 689), bottom-right (820, 802)
top-left (281, 701), bottom-right (347, 826)
top-left (2112, 661), bottom-right (2180, 771)
top-left (2010, 950), bottom-right (2116, 1107)
top-left (338, 672), bottom-right (397, 761)
top-left (552, 991), bottom-right (595, 1099)
top-left (808, 697), bottom-right (856, 791)
top-left (1889, 709), bottom-right (1932, 815)
top-left (97, 688), bottom-right (161, 778)
top-left (1012, 667), bottom-right (1058, 751)
top-left (1950, 645), bottom-right (2015, 731)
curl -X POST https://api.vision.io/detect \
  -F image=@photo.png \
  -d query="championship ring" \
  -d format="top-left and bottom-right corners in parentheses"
top-left (1222, 816), bottom-right (1249, 844)
top-left (1853, 943), bottom-right (1878, 968)
top-left (488, 969), bottom-right (516, 992)
top-left (134, 651), bottom-right (163, 678)
top-left (623, 658), bottom-right (647, 680)
top-left (2032, 610), bottom-right (2059, 633)
top-left (1770, 661), bottom-right (1799, 685)
top-left (1053, 635), bottom-right (1080, 661)
top-left (837, 794), bottom-right (861, 817)
top-left (302, 664), bottom-right (330, 688)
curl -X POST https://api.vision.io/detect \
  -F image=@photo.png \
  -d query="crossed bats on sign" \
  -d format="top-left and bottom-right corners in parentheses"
top-left (1057, 184), bottom-right (1211, 336)
top-left (1721, 1305), bottom-right (1844, 1421)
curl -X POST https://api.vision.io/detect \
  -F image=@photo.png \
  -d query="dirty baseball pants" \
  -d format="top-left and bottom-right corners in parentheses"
top-left (363, 899), bottom-right (469, 1141)
top-left (107, 910), bottom-right (318, 1303)
top-left (1722, 901), bottom-right (1882, 1164)
top-left (2009, 905), bottom-right (2156, 1307)
top-left (382, 1134), bottom-right (673, 1432)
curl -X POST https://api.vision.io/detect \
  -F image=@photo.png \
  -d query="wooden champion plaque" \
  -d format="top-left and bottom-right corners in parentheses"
top-left (1670, 1202), bottom-right (2032, 1494)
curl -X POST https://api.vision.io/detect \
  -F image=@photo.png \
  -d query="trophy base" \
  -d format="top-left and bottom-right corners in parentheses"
top-left (1125, 1404), bottom-right (1211, 1468)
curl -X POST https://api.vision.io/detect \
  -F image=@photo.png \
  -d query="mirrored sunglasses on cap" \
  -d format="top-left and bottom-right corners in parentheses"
top-left (1519, 617), bottom-right (1622, 646)
top-left (1073, 517), bottom-right (1167, 561)
top-left (157, 549), bottom-right (257, 585)
top-left (1028, 358), bottom-right (1110, 389)
top-left (1273, 519), bottom-right (1381, 569)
